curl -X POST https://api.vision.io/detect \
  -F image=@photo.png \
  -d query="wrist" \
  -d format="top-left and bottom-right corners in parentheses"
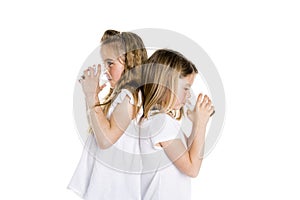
top-left (86, 95), bottom-right (99, 107)
top-left (87, 104), bottom-right (102, 113)
top-left (193, 123), bottom-right (207, 136)
top-left (193, 120), bottom-right (207, 130)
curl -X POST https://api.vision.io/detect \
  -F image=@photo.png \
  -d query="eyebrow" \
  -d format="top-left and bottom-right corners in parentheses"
top-left (104, 58), bottom-right (114, 62)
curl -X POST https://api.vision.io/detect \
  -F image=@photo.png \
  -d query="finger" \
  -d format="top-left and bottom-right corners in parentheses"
top-left (84, 69), bottom-right (89, 77)
top-left (204, 95), bottom-right (208, 103)
top-left (96, 64), bottom-right (101, 78)
top-left (196, 93), bottom-right (203, 107)
top-left (89, 66), bottom-right (95, 77)
top-left (200, 95), bottom-right (208, 108)
top-left (186, 109), bottom-right (192, 116)
top-left (205, 100), bottom-right (212, 109)
top-left (208, 105), bottom-right (214, 112)
top-left (92, 64), bottom-right (96, 73)
top-left (186, 109), bottom-right (193, 121)
top-left (209, 106), bottom-right (215, 116)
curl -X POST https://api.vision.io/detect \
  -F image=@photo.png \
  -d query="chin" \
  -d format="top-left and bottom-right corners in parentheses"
top-left (109, 81), bottom-right (115, 88)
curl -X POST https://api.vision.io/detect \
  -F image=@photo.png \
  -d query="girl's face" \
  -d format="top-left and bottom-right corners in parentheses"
top-left (173, 73), bottom-right (195, 110)
top-left (100, 44), bottom-right (125, 88)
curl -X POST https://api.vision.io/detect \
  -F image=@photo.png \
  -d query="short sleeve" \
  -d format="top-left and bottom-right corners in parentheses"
top-left (149, 114), bottom-right (181, 149)
top-left (107, 89), bottom-right (135, 118)
top-left (112, 89), bottom-right (135, 106)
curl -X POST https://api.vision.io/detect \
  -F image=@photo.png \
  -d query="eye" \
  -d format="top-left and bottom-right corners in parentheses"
top-left (107, 61), bottom-right (113, 68)
top-left (184, 87), bottom-right (190, 91)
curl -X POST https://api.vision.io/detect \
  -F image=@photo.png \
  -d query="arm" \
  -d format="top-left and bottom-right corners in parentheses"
top-left (159, 125), bottom-right (205, 178)
top-left (85, 83), bottom-right (106, 133)
top-left (159, 94), bottom-right (214, 178)
top-left (80, 65), bottom-right (133, 149)
top-left (87, 95), bottom-right (134, 149)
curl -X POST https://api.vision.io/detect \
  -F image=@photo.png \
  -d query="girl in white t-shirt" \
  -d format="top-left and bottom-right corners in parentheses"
top-left (139, 49), bottom-right (214, 200)
top-left (68, 30), bottom-right (147, 200)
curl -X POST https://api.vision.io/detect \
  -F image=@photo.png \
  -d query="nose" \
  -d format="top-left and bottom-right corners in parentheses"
top-left (102, 64), bottom-right (109, 71)
top-left (102, 64), bottom-right (110, 74)
top-left (104, 66), bottom-right (109, 74)
top-left (104, 69), bottom-right (112, 80)
top-left (186, 90), bottom-right (191, 99)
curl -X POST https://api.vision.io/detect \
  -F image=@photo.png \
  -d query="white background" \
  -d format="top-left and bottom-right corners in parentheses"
top-left (0, 0), bottom-right (299, 199)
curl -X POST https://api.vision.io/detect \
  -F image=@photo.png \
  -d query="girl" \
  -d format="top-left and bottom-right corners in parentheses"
top-left (68, 30), bottom-right (147, 200)
top-left (139, 49), bottom-right (214, 200)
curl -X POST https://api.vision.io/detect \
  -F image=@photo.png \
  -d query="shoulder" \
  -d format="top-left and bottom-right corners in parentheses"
top-left (110, 89), bottom-right (135, 110)
top-left (114, 89), bottom-right (135, 105)
top-left (150, 113), bottom-right (180, 129)
top-left (141, 113), bottom-right (181, 141)
top-left (107, 89), bottom-right (135, 118)
top-left (142, 113), bottom-right (180, 127)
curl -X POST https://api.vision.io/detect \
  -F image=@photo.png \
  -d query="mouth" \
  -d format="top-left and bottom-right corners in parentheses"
top-left (104, 73), bottom-right (112, 81)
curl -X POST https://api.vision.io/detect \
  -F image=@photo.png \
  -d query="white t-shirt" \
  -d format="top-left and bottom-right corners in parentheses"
top-left (68, 89), bottom-right (142, 200)
top-left (139, 113), bottom-right (191, 200)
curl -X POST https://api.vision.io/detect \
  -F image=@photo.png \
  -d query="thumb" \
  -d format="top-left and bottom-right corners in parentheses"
top-left (187, 109), bottom-right (192, 115)
top-left (186, 109), bottom-right (193, 120)
top-left (96, 64), bottom-right (101, 78)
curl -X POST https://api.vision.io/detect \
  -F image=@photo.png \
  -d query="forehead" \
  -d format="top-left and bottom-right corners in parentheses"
top-left (100, 43), bottom-right (123, 60)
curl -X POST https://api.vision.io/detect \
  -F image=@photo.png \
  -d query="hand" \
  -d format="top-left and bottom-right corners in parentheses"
top-left (187, 94), bottom-right (214, 127)
top-left (79, 64), bottom-right (106, 96)
top-left (79, 64), bottom-right (107, 106)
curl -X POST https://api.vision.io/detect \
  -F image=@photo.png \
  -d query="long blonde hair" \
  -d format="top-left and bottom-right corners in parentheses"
top-left (88, 30), bottom-right (147, 134)
top-left (99, 30), bottom-right (148, 117)
top-left (141, 49), bottom-right (198, 119)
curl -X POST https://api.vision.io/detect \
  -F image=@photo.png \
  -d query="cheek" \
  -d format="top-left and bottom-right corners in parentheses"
top-left (184, 90), bottom-right (189, 99)
top-left (118, 69), bottom-right (124, 78)
top-left (175, 90), bottom-right (185, 104)
top-left (178, 91), bottom-right (189, 105)
top-left (111, 69), bottom-right (121, 79)
top-left (111, 66), bottom-right (124, 80)
top-left (179, 90), bottom-right (186, 100)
